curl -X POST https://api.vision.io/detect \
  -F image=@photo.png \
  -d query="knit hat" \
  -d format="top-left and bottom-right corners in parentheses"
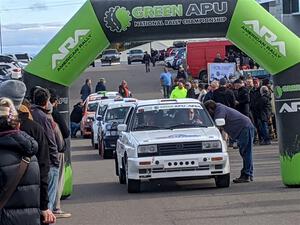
top-left (0, 80), bottom-right (27, 110)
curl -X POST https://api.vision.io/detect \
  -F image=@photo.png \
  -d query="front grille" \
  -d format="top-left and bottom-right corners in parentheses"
top-left (157, 142), bottom-right (222, 156)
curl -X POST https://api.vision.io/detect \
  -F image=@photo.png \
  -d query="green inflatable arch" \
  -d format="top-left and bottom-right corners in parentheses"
top-left (24, 0), bottom-right (300, 187)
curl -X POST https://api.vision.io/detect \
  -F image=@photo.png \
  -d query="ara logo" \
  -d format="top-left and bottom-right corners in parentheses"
top-left (52, 29), bottom-right (90, 70)
top-left (243, 20), bottom-right (286, 57)
top-left (279, 102), bottom-right (300, 113)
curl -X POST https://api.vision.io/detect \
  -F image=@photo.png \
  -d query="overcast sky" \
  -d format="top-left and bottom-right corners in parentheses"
top-left (0, 0), bottom-right (86, 55)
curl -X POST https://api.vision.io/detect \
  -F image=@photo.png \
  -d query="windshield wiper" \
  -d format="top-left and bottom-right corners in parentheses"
top-left (134, 125), bottom-right (164, 131)
top-left (167, 124), bottom-right (207, 129)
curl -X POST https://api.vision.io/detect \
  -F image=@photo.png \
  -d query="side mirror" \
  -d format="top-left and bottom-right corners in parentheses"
top-left (117, 124), bottom-right (127, 132)
top-left (215, 119), bottom-right (225, 127)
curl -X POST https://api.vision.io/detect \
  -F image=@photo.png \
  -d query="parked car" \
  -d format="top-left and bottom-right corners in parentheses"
top-left (13, 53), bottom-right (31, 63)
top-left (100, 49), bottom-right (121, 65)
top-left (97, 99), bottom-right (137, 159)
top-left (127, 49), bottom-right (144, 65)
top-left (0, 68), bottom-right (12, 82)
top-left (0, 62), bottom-right (22, 80)
top-left (0, 55), bottom-right (17, 63)
top-left (115, 98), bottom-right (230, 193)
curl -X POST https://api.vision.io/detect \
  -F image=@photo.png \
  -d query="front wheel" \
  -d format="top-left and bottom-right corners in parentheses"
top-left (125, 159), bottom-right (140, 193)
top-left (115, 154), bottom-right (119, 176)
top-left (215, 174), bottom-right (230, 188)
top-left (119, 159), bottom-right (126, 184)
top-left (127, 179), bottom-right (141, 193)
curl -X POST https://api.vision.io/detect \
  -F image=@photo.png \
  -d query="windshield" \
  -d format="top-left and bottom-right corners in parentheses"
top-left (103, 50), bottom-right (118, 55)
top-left (130, 50), bottom-right (143, 54)
top-left (98, 105), bottom-right (108, 116)
top-left (15, 54), bottom-right (30, 60)
top-left (104, 107), bottom-right (130, 123)
top-left (87, 102), bottom-right (99, 112)
top-left (132, 104), bottom-right (213, 131)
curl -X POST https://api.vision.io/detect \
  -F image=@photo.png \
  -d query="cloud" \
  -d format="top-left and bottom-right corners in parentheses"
top-left (29, 2), bottom-right (48, 11)
top-left (2, 23), bottom-right (62, 54)
top-left (3, 22), bottom-right (64, 31)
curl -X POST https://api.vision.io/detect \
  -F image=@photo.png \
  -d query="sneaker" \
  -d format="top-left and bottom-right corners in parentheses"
top-left (233, 175), bottom-right (251, 183)
top-left (53, 210), bottom-right (72, 218)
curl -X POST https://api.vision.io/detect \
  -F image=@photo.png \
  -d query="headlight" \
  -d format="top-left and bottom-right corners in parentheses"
top-left (105, 131), bottom-right (111, 136)
top-left (138, 145), bottom-right (157, 154)
top-left (202, 141), bottom-right (222, 150)
top-left (86, 118), bottom-right (94, 123)
top-left (106, 124), bottom-right (112, 130)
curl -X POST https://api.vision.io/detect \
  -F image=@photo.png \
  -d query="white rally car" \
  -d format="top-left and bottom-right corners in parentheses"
top-left (115, 99), bottom-right (230, 193)
top-left (97, 99), bottom-right (137, 159)
top-left (91, 98), bottom-right (118, 149)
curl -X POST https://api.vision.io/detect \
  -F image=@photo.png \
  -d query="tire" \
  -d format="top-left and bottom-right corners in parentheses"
top-left (91, 133), bottom-right (97, 149)
top-left (128, 60), bottom-right (131, 65)
top-left (215, 174), bottom-right (230, 188)
top-left (125, 158), bottom-right (140, 193)
top-left (127, 179), bottom-right (141, 193)
top-left (199, 70), bottom-right (208, 83)
top-left (98, 138), bottom-right (103, 157)
top-left (115, 154), bottom-right (119, 176)
top-left (94, 143), bottom-right (98, 150)
top-left (119, 159), bottom-right (126, 184)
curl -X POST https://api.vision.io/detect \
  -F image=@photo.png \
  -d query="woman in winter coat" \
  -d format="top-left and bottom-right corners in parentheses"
top-left (0, 98), bottom-right (41, 225)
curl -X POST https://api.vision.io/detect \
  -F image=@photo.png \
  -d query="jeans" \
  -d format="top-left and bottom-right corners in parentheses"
top-left (54, 153), bottom-right (65, 211)
top-left (237, 126), bottom-right (255, 178)
top-left (48, 166), bottom-right (59, 211)
top-left (71, 122), bottom-right (80, 137)
top-left (258, 120), bottom-right (270, 143)
top-left (145, 62), bottom-right (150, 72)
top-left (162, 85), bottom-right (171, 98)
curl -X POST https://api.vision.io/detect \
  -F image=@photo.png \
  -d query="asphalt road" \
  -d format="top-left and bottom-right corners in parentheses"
top-left (57, 140), bottom-right (300, 225)
top-left (59, 63), bottom-right (300, 225)
top-left (69, 62), bottom-right (166, 108)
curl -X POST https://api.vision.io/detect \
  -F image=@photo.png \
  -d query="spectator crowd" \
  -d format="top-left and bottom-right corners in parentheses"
top-left (160, 67), bottom-right (276, 146)
top-left (0, 80), bottom-right (72, 225)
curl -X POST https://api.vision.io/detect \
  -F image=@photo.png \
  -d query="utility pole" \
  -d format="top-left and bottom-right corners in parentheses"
top-left (0, 15), bottom-right (3, 54)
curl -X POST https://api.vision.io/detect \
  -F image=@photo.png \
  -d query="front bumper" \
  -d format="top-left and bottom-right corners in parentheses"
top-left (127, 153), bottom-right (230, 180)
top-left (103, 136), bottom-right (119, 151)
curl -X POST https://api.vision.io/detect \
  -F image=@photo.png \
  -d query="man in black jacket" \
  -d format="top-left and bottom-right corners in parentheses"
top-left (212, 78), bottom-right (236, 108)
top-left (95, 78), bottom-right (106, 93)
top-left (49, 91), bottom-right (71, 218)
top-left (234, 79), bottom-right (250, 117)
top-left (0, 80), bottom-right (55, 224)
top-left (70, 102), bottom-right (83, 138)
top-left (143, 51), bottom-right (151, 72)
top-left (31, 88), bottom-right (59, 212)
top-left (249, 78), bottom-right (262, 143)
top-left (257, 86), bottom-right (272, 145)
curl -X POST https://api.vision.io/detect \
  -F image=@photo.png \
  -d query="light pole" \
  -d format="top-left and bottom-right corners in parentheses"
top-left (0, 15), bottom-right (3, 54)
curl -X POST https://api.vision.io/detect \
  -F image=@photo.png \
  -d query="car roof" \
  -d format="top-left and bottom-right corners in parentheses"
top-left (86, 91), bottom-right (120, 102)
top-left (106, 99), bottom-right (138, 108)
top-left (136, 98), bottom-right (201, 107)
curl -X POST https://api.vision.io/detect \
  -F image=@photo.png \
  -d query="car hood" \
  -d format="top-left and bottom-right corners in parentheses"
top-left (131, 128), bottom-right (221, 145)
